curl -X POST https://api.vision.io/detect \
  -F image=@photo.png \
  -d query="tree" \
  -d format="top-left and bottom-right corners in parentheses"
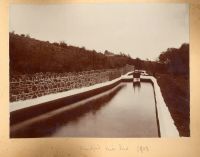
top-left (59, 41), bottom-right (67, 48)
top-left (135, 57), bottom-right (142, 69)
top-left (158, 43), bottom-right (189, 75)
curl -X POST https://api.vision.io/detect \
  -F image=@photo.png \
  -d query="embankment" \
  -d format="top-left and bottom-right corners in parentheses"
top-left (10, 65), bottom-right (134, 102)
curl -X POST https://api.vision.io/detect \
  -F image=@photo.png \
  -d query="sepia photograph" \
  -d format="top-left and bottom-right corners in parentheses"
top-left (9, 3), bottom-right (189, 138)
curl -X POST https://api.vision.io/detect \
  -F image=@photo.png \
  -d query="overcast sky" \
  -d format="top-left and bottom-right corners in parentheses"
top-left (10, 3), bottom-right (189, 60)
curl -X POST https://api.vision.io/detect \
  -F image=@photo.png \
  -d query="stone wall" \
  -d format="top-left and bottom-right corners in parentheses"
top-left (10, 65), bottom-right (134, 102)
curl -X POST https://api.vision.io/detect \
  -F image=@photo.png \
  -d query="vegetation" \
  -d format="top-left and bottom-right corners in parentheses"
top-left (9, 32), bottom-right (190, 136)
top-left (10, 32), bottom-right (188, 76)
top-left (158, 43), bottom-right (189, 75)
top-left (156, 74), bottom-right (189, 136)
top-left (155, 43), bottom-right (189, 136)
top-left (132, 43), bottom-right (189, 76)
top-left (130, 43), bottom-right (190, 136)
top-left (9, 32), bottom-right (134, 74)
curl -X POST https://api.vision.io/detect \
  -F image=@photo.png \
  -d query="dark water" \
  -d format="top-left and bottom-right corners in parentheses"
top-left (11, 82), bottom-right (159, 138)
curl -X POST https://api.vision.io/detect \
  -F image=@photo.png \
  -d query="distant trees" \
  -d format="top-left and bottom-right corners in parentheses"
top-left (104, 50), bottom-right (114, 56)
top-left (9, 33), bottom-right (134, 74)
top-left (132, 43), bottom-right (189, 76)
top-left (59, 41), bottom-right (67, 48)
top-left (9, 32), bottom-right (189, 76)
top-left (134, 57), bottom-right (142, 69)
top-left (25, 34), bottom-right (30, 38)
top-left (158, 43), bottom-right (189, 75)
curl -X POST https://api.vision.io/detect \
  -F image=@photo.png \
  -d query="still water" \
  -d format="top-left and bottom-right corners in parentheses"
top-left (11, 82), bottom-right (159, 138)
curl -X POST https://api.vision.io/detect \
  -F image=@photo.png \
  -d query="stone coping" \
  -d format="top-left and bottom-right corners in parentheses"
top-left (10, 71), bottom-right (179, 137)
top-left (143, 76), bottom-right (179, 137)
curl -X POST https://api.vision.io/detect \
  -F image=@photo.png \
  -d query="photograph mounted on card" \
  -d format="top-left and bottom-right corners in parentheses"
top-left (9, 3), bottom-right (189, 138)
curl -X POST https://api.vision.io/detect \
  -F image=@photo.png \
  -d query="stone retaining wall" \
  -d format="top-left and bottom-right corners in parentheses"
top-left (10, 65), bottom-right (134, 102)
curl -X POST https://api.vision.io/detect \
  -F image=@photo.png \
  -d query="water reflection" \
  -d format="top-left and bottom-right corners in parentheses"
top-left (133, 82), bottom-right (141, 92)
top-left (10, 84), bottom-right (125, 138)
top-left (11, 82), bottom-right (158, 138)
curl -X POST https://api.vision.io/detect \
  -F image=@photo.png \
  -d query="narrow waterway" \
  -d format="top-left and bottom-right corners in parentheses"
top-left (11, 82), bottom-right (159, 138)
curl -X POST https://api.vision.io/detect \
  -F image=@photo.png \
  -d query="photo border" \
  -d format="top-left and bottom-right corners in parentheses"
top-left (0, 0), bottom-right (200, 157)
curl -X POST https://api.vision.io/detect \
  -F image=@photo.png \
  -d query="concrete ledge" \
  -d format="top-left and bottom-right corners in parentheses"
top-left (141, 76), bottom-right (179, 137)
top-left (117, 74), bottom-right (179, 137)
top-left (10, 72), bottom-right (180, 137)
top-left (10, 77), bottom-right (122, 125)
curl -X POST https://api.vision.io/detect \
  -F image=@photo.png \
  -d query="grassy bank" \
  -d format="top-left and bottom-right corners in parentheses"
top-left (156, 74), bottom-right (190, 136)
top-left (9, 33), bottom-right (134, 74)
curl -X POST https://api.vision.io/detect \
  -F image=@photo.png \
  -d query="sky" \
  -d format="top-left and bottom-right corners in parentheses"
top-left (10, 3), bottom-right (189, 60)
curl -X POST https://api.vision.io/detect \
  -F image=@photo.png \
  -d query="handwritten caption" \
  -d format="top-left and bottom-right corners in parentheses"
top-left (79, 144), bottom-right (149, 153)
top-left (0, 142), bottom-right (150, 157)
top-left (80, 144), bottom-right (128, 152)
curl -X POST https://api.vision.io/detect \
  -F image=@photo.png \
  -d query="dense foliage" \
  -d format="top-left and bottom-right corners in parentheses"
top-left (9, 32), bottom-right (189, 76)
top-left (158, 43), bottom-right (189, 75)
top-left (9, 33), bottom-right (134, 74)
top-left (133, 43), bottom-right (189, 76)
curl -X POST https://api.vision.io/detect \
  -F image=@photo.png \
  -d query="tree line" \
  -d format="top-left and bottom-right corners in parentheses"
top-left (9, 32), bottom-right (189, 76)
top-left (133, 43), bottom-right (189, 76)
top-left (9, 32), bottom-right (134, 74)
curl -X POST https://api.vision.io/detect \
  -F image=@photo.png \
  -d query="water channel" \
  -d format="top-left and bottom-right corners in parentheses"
top-left (11, 82), bottom-right (159, 138)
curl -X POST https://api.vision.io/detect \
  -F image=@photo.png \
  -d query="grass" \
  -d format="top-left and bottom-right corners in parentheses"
top-left (156, 73), bottom-right (190, 137)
